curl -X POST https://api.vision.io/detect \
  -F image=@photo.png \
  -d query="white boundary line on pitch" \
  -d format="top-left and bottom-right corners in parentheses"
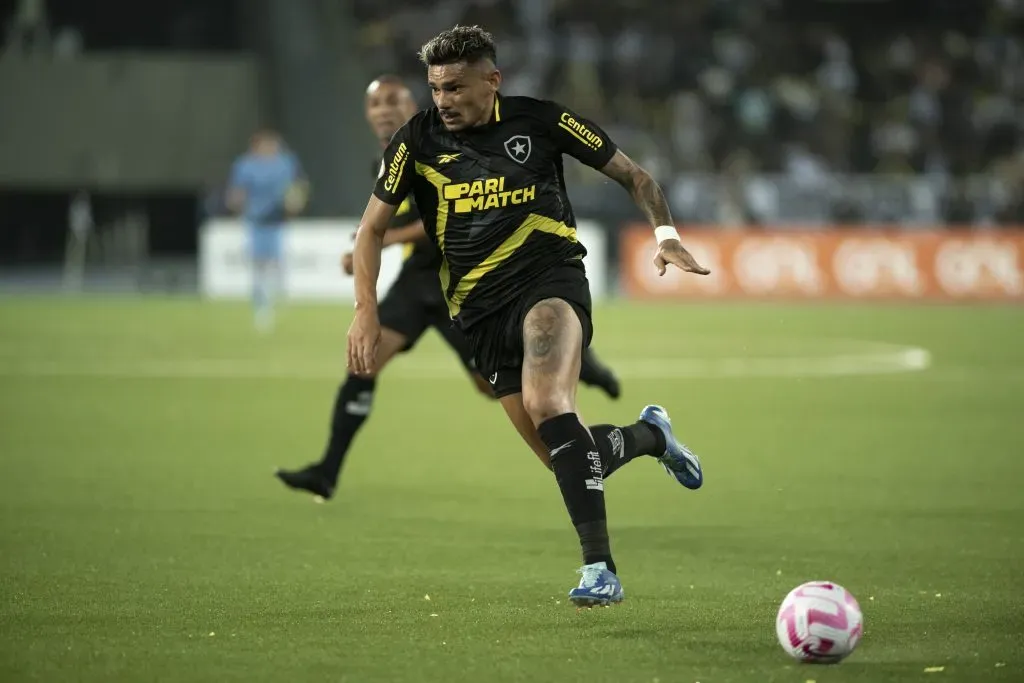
top-left (0, 343), bottom-right (934, 380)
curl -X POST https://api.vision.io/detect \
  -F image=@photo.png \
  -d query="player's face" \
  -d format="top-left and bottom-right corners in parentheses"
top-left (427, 62), bottom-right (501, 132)
top-left (365, 81), bottom-right (417, 144)
top-left (252, 131), bottom-right (280, 156)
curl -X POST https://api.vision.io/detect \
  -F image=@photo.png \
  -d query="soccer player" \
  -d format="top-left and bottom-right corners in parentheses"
top-left (347, 26), bottom-right (710, 607)
top-left (226, 129), bottom-right (308, 332)
top-left (275, 74), bottom-right (622, 501)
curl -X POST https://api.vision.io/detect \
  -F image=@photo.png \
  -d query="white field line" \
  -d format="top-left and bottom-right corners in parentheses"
top-left (0, 344), bottom-right (934, 380)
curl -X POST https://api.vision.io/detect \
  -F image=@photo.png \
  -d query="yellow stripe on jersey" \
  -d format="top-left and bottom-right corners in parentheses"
top-left (396, 196), bottom-right (412, 217)
top-left (447, 214), bottom-right (577, 317)
top-left (394, 197), bottom-right (414, 261)
top-left (414, 161), bottom-right (453, 293)
top-left (413, 162), bottom-right (451, 249)
top-left (493, 96), bottom-right (501, 122)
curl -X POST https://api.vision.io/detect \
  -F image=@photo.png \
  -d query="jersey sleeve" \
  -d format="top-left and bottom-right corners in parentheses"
top-left (372, 122), bottom-right (416, 206)
top-left (544, 101), bottom-right (618, 169)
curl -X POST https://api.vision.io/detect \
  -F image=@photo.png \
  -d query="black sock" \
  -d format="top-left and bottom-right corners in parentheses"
top-left (590, 422), bottom-right (667, 478)
top-left (537, 413), bottom-right (616, 574)
top-left (319, 374), bottom-right (375, 483)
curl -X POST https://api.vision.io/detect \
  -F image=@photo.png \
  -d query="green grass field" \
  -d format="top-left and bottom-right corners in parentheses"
top-left (1, 298), bottom-right (1022, 683)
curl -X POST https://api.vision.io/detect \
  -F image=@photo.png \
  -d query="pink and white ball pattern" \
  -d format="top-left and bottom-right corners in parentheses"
top-left (775, 581), bottom-right (863, 663)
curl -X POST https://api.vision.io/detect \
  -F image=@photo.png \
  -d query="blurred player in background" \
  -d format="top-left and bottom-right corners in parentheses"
top-left (226, 129), bottom-right (308, 332)
top-left (275, 74), bottom-right (622, 501)
top-left (348, 27), bottom-right (709, 607)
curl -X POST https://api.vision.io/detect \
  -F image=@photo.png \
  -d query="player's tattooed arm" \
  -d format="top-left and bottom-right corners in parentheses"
top-left (599, 150), bottom-right (673, 228)
top-left (600, 150), bottom-right (710, 276)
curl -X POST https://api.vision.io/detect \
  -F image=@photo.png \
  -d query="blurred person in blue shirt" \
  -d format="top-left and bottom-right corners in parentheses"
top-left (226, 129), bottom-right (308, 332)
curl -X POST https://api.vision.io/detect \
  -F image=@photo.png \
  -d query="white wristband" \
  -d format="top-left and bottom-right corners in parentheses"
top-left (654, 225), bottom-right (680, 244)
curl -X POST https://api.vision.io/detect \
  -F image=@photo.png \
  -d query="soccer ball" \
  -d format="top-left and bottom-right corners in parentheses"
top-left (775, 581), bottom-right (863, 663)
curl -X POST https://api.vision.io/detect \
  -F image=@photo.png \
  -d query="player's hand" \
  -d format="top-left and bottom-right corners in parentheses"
top-left (341, 252), bottom-right (355, 275)
top-left (347, 308), bottom-right (381, 376)
top-left (654, 239), bottom-right (710, 277)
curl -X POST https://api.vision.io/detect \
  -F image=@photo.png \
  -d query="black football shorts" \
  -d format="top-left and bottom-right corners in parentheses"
top-left (460, 260), bottom-right (594, 399)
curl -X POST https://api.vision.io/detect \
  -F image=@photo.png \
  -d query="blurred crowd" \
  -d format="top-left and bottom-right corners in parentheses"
top-left (355, 0), bottom-right (1024, 224)
top-left (6, 0), bottom-right (1024, 224)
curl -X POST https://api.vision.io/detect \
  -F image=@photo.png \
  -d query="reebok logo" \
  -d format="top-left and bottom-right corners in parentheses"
top-left (549, 440), bottom-right (575, 458)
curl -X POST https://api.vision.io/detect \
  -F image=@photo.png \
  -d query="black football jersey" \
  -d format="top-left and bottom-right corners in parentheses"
top-left (389, 194), bottom-right (442, 272)
top-left (372, 94), bottom-right (617, 327)
top-left (373, 160), bottom-right (441, 272)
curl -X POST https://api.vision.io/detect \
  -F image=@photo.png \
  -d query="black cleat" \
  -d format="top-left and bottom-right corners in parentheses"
top-left (275, 464), bottom-right (335, 501)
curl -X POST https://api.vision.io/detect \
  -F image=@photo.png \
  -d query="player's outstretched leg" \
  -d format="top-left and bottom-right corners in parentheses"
top-left (274, 371), bottom-right (372, 500)
top-left (275, 328), bottom-right (409, 501)
top-left (638, 405), bottom-right (703, 488)
top-left (579, 346), bottom-right (621, 400)
top-left (519, 298), bottom-right (623, 608)
top-left (589, 407), bottom-right (703, 488)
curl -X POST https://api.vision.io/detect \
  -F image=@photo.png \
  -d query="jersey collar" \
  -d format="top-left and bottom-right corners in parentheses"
top-left (490, 92), bottom-right (502, 124)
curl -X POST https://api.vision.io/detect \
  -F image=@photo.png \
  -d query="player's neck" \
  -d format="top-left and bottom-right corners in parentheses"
top-left (468, 93), bottom-right (499, 129)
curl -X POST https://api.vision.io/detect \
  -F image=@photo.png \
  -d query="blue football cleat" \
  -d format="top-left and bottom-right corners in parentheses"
top-left (568, 562), bottom-right (624, 608)
top-left (639, 405), bottom-right (703, 490)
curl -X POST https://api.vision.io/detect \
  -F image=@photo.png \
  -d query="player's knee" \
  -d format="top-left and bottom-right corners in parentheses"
top-left (522, 391), bottom-right (574, 427)
top-left (375, 329), bottom-right (408, 369)
top-left (356, 358), bottom-right (386, 380)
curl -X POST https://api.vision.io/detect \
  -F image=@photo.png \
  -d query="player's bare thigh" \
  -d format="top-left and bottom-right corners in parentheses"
top-left (520, 297), bottom-right (583, 425)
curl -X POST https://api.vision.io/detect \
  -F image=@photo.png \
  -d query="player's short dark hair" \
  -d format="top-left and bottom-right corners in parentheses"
top-left (418, 25), bottom-right (496, 67)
